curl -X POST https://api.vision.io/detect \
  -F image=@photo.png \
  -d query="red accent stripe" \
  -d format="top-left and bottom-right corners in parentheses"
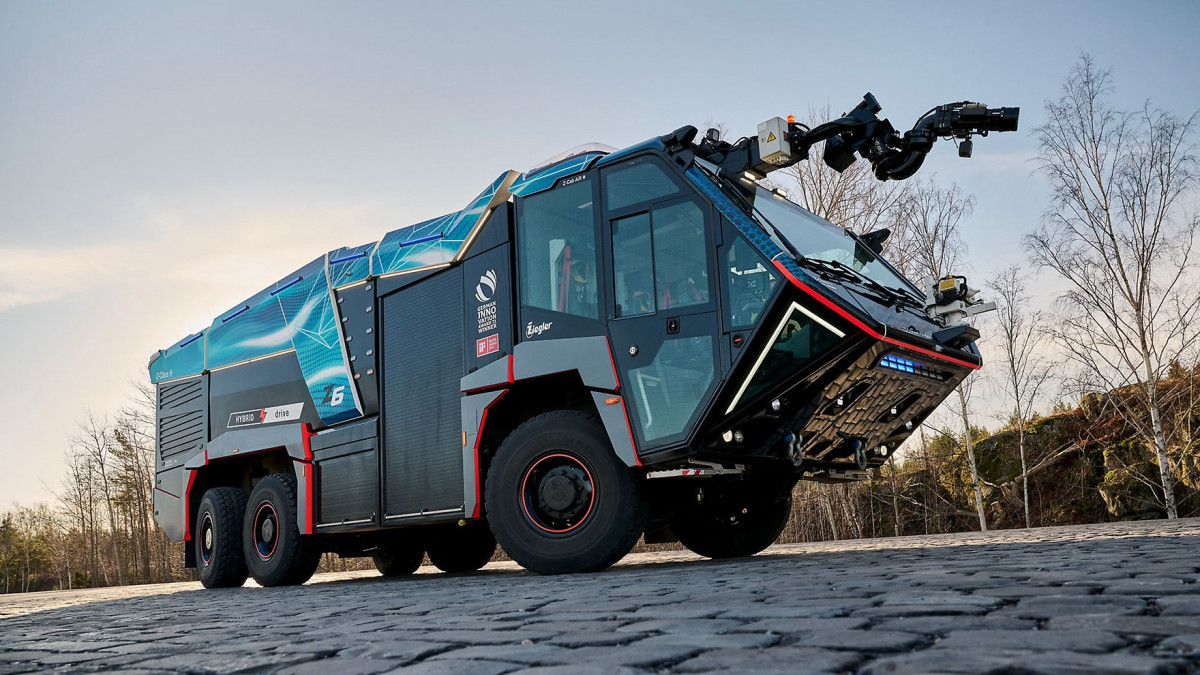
top-left (301, 423), bottom-right (315, 461)
top-left (619, 397), bottom-right (641, 467)
top-left (507, 354), bottom-right (514, 384)
top-left (155, 486), bottom-right (180, 499)
top-left (183, 470), bottom-right (198, 541)
top-left (604, 338), bottom-right (637, 465)
top-left (471, 390), bottom-right (509, 519)
top-left (605, 337), bottom-right (621, 392)
top-left (771, 259), bottom-right (981, 371)
top-left (301, 425), bottom-right (314, 534)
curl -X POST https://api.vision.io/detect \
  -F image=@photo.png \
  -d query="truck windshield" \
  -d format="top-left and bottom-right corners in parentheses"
top-left (747, 186), bottom-right (922, 302)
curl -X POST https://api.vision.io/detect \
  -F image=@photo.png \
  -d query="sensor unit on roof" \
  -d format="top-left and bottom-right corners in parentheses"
top-left (757, 117), bottom-right (792, 166)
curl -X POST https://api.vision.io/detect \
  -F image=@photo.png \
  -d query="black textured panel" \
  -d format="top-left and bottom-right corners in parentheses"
top-left (156, 377), bottom-right (207, 470)
top-left (381, 268), bottom-right (465, 518)
top-left (334, 282), bottom-right (379, 416)
top-left (318, 449), bottom-right (377, 525)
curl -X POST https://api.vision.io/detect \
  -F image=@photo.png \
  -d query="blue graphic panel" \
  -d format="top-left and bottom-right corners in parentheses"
top-left (371, 170), bottom-right (514, 277)
top-left (205, 290), bottom-right (290, 370)
top-left (328, 242), bottom-right (375, 289)
top-left (150, 330), bottom-right (205, 384)
top-left (508, 153), bottom-right (604, 198)
top-left (442, 171), bottom-right (512, 242)
top-left (372, 213), bottom-right (457, 276)
top-left (273, 257), bottom-right (363, 424)
top-left (150, 170), bottom-right (515, 417)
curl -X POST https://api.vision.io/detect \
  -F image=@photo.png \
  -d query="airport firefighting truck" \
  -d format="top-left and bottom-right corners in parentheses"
top-left (149, 94), bottom-right (1018, 588)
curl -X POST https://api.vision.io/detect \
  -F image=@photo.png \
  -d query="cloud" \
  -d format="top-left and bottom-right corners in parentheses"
top-left (0, 202), bottom-right (382, 319)
top-left (0, 246), bottom-right (112, 313)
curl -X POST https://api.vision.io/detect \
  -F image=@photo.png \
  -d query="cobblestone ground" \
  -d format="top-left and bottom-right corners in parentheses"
top-left (2, 519), bottom-right (1199, 674)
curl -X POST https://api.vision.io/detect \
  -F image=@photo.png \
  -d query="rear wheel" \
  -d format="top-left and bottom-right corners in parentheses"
top-left (485, 411), bottom-right (647, 575)
top-left (670, 481), bottom-right (793, 559)
top-left (243, 473), bottom-right (320, 586)
top-left (196, 487), bottom-right (249, 589)
top-left (426, 523), bottom-right (496, 573)
top-left (372, 534), bottom-right (425, 577)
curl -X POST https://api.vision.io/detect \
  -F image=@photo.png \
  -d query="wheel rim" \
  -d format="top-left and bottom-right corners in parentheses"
top-left (520, 452), bottom-right (596, 534)
top-left (199, 513), bottom-right (215, 565)
top-left (252, 502), bottom-right (280, 561)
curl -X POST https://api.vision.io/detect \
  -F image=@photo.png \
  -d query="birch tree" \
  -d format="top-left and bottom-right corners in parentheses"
top-left (990, 266), bottom-right (1052, 527)
top-left (1026, 54), bottom-right (1200, 519)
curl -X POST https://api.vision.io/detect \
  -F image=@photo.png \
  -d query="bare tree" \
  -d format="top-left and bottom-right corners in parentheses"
top-left (989, 266), bottom-right (1053, 527)
top-left (953, 379), bottom-right (989, 531)
top-left (1026, 54), bottom-right (1200, 519)
top-left (902, 179), bottom-right (989, 530)
top-left (896, 179), bottom-right (974, 282)
top-left (74, 413), bottom-right (124, 585)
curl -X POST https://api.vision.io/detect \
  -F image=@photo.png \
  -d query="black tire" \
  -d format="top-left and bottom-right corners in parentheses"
top-left (485, 411), bottom-right (647, 575)
top-left (196, 487), bottom-right (249, 589)
top-left (372, 534), bottom-right (425, 577)
top-left (243, 473), bottom-right (321, 587)
top-left (426, 524), bottom-right (497, 573)
top-left (670, 483), bottom-right (792, 559)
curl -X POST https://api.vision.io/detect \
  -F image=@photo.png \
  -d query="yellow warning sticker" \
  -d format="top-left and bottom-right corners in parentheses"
top-left (766, 132), bottom-right (776, 142)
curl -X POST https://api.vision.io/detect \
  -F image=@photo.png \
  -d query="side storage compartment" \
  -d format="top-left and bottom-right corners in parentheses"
top-left (313, 417), bottom-right (379, 529)
top-left (380, 268), bottom-right (467, 521)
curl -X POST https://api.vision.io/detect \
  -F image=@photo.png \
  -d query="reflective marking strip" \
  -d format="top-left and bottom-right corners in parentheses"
top-left (795, 303), bottom-right (845, 338)
top-left (726, 302), bottom-right (809, 414)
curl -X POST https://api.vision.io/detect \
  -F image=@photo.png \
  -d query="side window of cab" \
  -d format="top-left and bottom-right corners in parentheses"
top-left (603, 158), bottom-right (712, 318)
top-left (516, 178), bottom-right (599, 320)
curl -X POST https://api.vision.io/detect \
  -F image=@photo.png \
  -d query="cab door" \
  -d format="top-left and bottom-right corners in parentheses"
top-left (601, 155), bottom-right (721, 452)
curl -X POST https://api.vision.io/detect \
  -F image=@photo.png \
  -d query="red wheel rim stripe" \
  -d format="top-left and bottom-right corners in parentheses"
top-left (520, 453), bottom-right (596, 534)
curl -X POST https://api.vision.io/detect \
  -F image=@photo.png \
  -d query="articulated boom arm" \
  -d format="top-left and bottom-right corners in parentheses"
top-left (692, 93), bottom-right (1019, 181)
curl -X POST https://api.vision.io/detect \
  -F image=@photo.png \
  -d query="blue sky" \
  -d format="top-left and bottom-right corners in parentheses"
top-left (1, 1), bottom-right (1198, 505)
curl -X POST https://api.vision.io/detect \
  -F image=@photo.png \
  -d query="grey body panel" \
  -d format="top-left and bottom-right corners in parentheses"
top-left (204, 423), bottom-right (309, 464)
top-left (460, 336), bottom-right (620, 393)
top-left (460, 354), bottom-right (511, 392)
top-left (460, 389), bottom-right (507, 518)
top-left (512, 336), bottom-right (619, 391)
top-left (153, 465), bottom-right (188, 542)
top-left (459, 336), bottom-right (639, 470)
top-left (590, 392), bottom-right (639, 466)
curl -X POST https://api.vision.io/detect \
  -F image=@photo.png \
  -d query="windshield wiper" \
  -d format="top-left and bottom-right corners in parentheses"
top-left (799, 258), bottom-right (924, 311)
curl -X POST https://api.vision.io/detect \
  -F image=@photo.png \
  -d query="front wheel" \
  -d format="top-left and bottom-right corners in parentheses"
top-left (243, 473), bottom-right (321, 586)
top-left (670, 482), bottom-right (793, 559)
top-left (485, 411), bottom-right (647, 575)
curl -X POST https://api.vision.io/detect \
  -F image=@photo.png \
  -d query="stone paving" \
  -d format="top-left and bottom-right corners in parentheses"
top-left (2, 519), bottom-right (1199, 674)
